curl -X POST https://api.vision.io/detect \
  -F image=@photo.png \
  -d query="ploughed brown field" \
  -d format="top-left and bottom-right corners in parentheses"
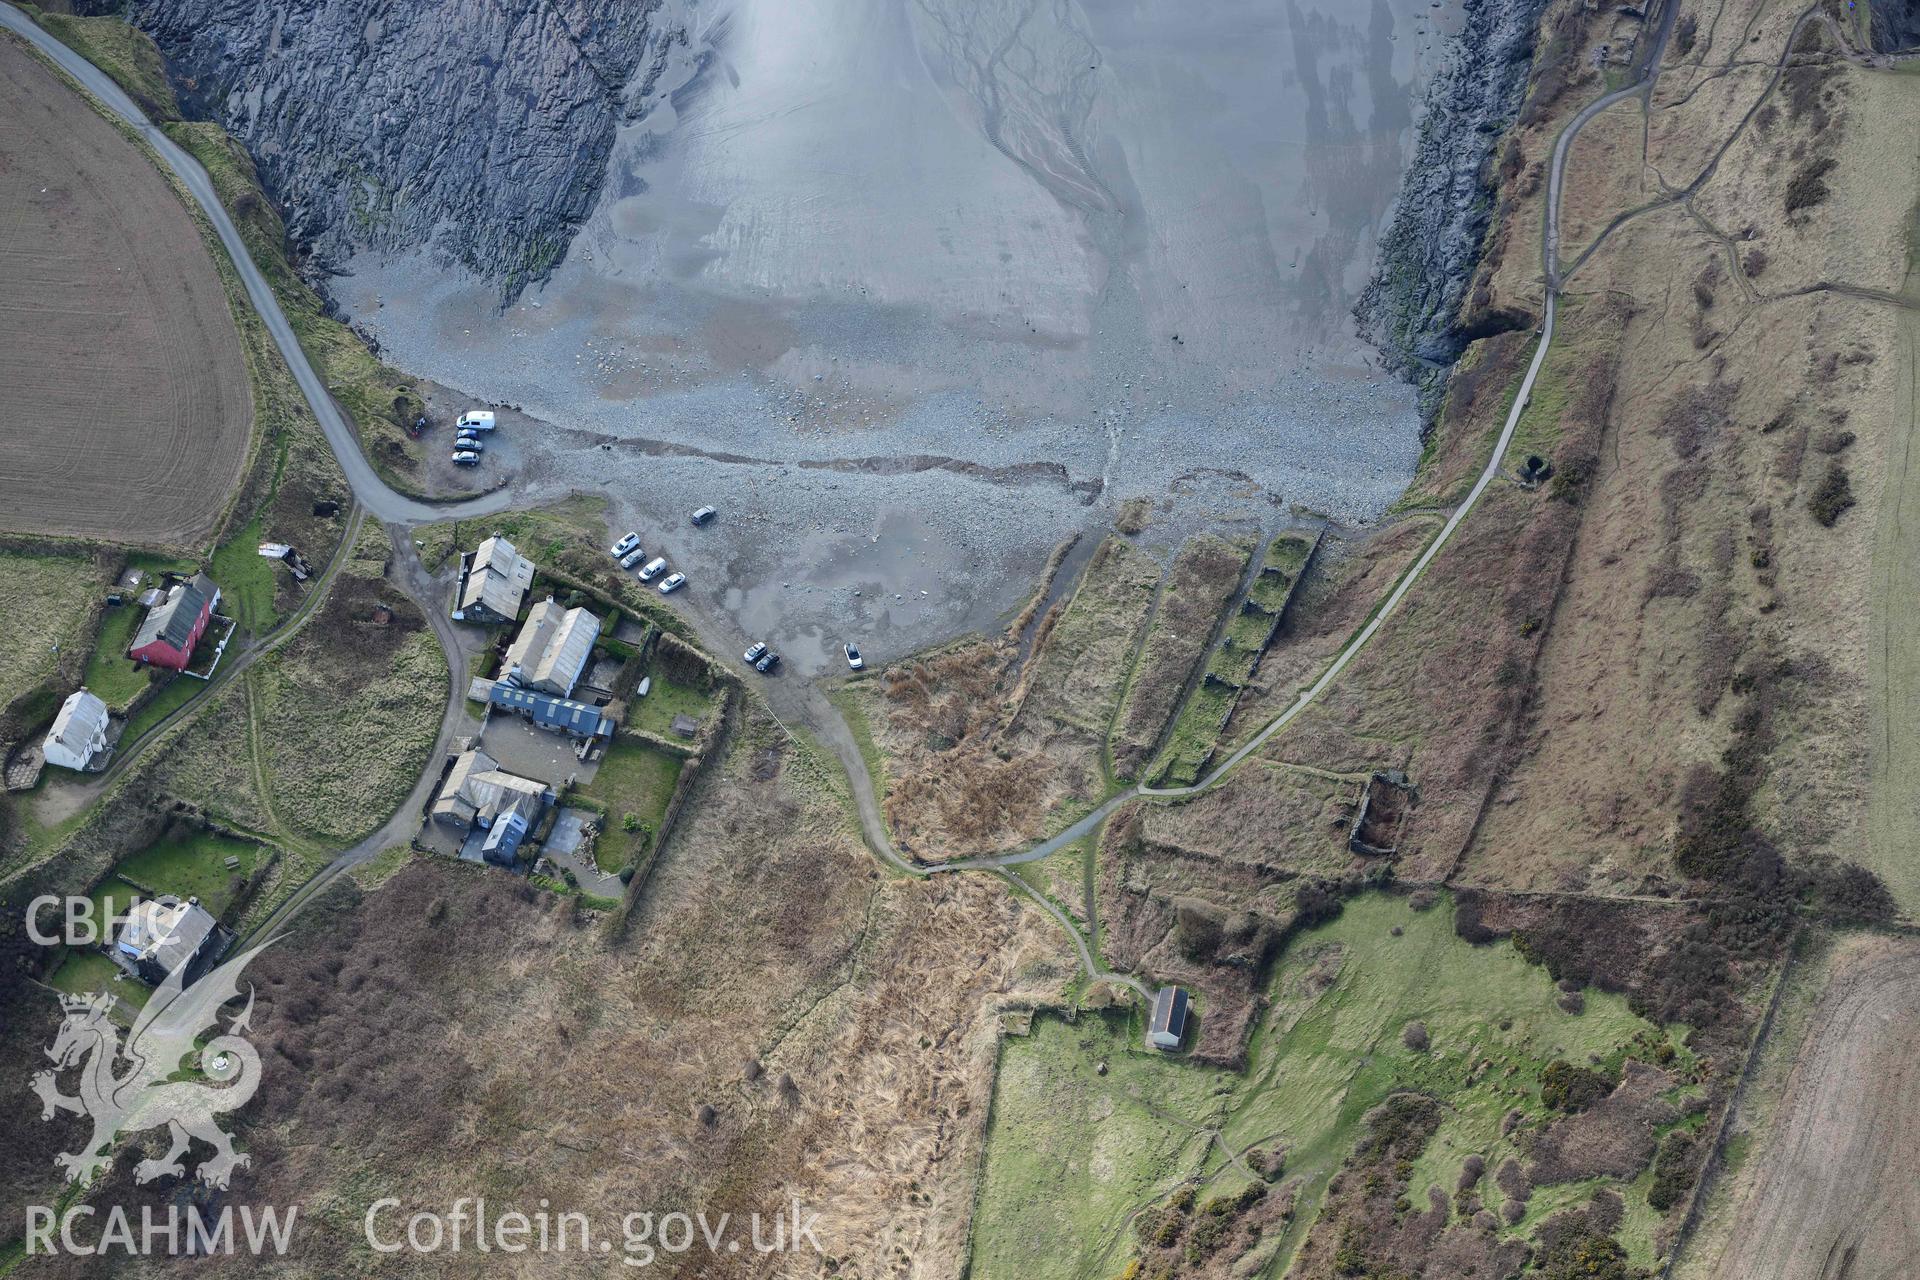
top-left (0, 36), bottom-right (250, 548)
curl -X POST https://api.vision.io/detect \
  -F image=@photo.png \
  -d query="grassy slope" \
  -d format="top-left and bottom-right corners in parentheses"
top-left (972, 893), bottom-right (1689, 1280)
top-left (24, 9), bottom-right (178, 121)
top-left (1865, 79), bottom-right (1920, 911)
top-left (159, 121), bottom-right (433, 496)
top-left (0, 549), bottom-right (110, 719)
top-left (1108, 534), bottom-right (1251, 780)
top-left (79, 604), bottom-right (148, 708)
top-left (253, 600), bottom-right (449, 843)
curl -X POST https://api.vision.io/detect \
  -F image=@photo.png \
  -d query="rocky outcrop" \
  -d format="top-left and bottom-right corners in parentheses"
top-left (120, 0), bottom-right (679, 295)
top-left (1355, 0), bottom-right (1550, 405)
top-left (1869, 0), bottom-right (1920, 52)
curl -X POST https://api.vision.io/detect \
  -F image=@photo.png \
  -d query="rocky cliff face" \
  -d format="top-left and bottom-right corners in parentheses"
top-left (122, 0), bottom-right (676, 294)
top-left (1354, 0), bottom-right (1549, 401)
top-left (1869, 0), bottom-right (1920, 52)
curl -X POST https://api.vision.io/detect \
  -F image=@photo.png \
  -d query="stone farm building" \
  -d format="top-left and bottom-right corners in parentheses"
top-left (129, 572), bottom-right (219, 671)
top-left (1148, 986), bottom-right (1189, 1051)
top-left (452, 535), bottom-right (536, 624)
top-left (485, 682), bottom-right (615, 740)
top-left (113, 895), bottom-right (219, 986)
top-left (430, 746), bottom-right (553, 866)
top-left (42, 689), bottom-right (109, 772)
top-left (502, 597), bottom-right (601, 696)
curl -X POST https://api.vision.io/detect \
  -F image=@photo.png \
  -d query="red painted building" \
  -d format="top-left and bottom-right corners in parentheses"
top-left (129, 572), bottom-right (219, 671)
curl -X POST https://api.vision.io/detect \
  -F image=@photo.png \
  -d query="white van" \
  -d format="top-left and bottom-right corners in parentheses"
top-left (637, 557), bottom-right (668, 582)
top-left (456, 410), bottom-right (497, 432)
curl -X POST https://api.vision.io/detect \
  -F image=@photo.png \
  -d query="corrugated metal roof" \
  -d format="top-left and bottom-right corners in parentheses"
top-left (488, 683), bottom-right (612, 737)
top-left (502, 599), bottom-right (601, 696)
top-left (457, 536), bottom-right (535, 621)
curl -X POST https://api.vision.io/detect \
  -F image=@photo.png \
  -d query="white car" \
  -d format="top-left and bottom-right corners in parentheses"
top-left (844, 643), bottom-right (864, 671)
top-left (743, 642), bottom-right (768, 665)
top-left (619, 546), bottom-right (647, 570)
top-left (610, 531), bottom-right (640, 558)
top-left (637, 557), bottom-right (668, 582)
top-left (451, 450), bottom-right (480, 466)
top-left (457, 410), bottom-right (497, 432)
top-left (657, 572), bottom-right (686, 594)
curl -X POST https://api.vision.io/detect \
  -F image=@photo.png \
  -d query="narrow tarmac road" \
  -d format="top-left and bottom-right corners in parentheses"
top-left (0, 4), bottom-right (512, 528)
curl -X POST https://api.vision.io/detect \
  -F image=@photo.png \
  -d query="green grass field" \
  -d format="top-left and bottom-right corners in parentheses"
top-left (48, 948), bottom-right (134, 1004)
top-left (209, 513), bottom-right (281, 632)
top-left (576, 739), bottom-right (684, 872)
top-left (1150, 680), bottom-right (1236, 787)
top-left (971, 892), bottom-right (1690, 1280)
top-left (0, 548), bottom-right (109, 716)
top-left (120, 676), bottom-right (203, 745)
top-left (629, 671), bottom-right (718, 741)
top-left (80, 604), bottom-right (149, 708)
top-left (114, 830), bottom-right (263, 917)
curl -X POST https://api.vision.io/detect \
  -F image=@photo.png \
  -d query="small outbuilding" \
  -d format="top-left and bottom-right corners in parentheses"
top-left (42, 689), bottom-right (110, 772)
top-left (1147, 985), bottom-right (1190, 1052)
top-left (258, 542), bottom-right (312, 581)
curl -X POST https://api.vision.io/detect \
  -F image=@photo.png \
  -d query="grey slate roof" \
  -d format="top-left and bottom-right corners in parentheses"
top-left (1149, 986), bottom-right (1189, 1044)
top-left (455, 536), bottom-right (535, 621)
top-left (132, 573), bottom-right (216, 653)
top-left (116, 895), bottom-right (216, 978)
top-left (502, 598), bottom-right (601, 696)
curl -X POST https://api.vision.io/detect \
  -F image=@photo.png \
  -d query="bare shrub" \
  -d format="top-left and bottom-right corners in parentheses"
top-left (1785, 157), bottom-right (1838, 215)
top-left (1114, 497), bottom-right (1155, 535)
top-left (1808, 461), bottom-right (1855, 526)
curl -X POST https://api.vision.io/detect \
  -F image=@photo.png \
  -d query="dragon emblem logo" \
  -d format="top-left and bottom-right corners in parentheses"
top-left (31, 937), bottom-right (275, 1189)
